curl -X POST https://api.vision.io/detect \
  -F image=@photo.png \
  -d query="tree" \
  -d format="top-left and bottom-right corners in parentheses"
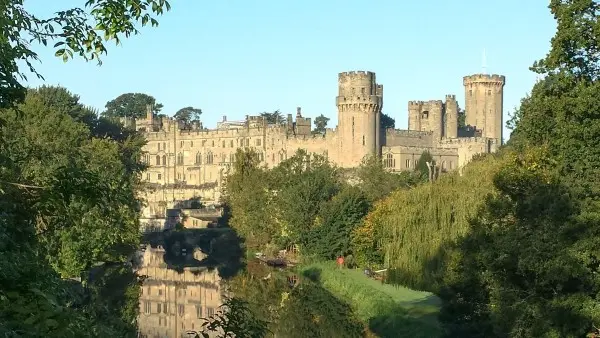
top-left (269, 149), bottom-right (340, 248)
top-left (260, 110), bottom-right (285, 125)
top-left (103, 92), bottom-right (163, 119)
top-left (355, 154), bottom-right (421, 202)
top-left (457, 108), bottom-right (466, 128)
top-left (414, 150), bottom-right (433, 180)
top-left (380, 113), bottom-right (395, 129)
top-left (304, 186), bottom-right (370, 260)
top-left (174, 106), bottom-right (202, 124)
top-left (0, 0), bottom-right (171, 108)
top-left (312, 114), bottom-right (330, 134)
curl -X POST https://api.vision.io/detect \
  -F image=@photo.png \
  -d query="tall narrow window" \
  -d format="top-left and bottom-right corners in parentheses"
top-left (177, 153), bottom-right (184, 165)
top-left (155, 155), bottom-right (160, 165)
top-left (195, 152), bottom-right (202, 164)
top-left (162, 155), bottom-right (166, 165)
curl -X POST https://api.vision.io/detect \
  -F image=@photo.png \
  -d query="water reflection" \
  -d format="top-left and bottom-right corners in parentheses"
top-left (137, 246), bottom-right (223, 338)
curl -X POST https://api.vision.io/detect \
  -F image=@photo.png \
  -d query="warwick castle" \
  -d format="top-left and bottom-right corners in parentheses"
top-left (126, 70), bottom-right (505, 225)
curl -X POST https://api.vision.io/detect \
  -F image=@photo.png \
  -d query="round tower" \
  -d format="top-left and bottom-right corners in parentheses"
top-left (336, 71), bottom-right (382, 167)
top-left (463, 74), bottom-right (505, 142)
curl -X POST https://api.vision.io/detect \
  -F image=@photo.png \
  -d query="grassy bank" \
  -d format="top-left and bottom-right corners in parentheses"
top-left (298, 262), bottom-right (441, 338)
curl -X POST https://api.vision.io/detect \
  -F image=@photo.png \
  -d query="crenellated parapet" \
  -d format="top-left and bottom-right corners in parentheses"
top-left (463, 74), bottom-right (505, 87)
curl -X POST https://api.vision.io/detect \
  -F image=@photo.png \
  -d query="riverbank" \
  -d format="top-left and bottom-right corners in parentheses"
top-left (298, 262), bottom-right (441, 338)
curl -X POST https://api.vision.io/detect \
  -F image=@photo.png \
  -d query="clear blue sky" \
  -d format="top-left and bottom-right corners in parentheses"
top-left (24, 0), bottom-right (556, 139)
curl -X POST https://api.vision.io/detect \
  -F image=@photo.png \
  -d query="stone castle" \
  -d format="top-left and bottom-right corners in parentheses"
top-left (127, 70), bottom-right (505, 222)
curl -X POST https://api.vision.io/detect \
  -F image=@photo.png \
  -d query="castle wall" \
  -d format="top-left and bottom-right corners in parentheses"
top-left (383, 129), bottom-right (435, 148)
top-left (381, 145), bottom-right (459, 172)
top-left (407, 100), bottom-right (444, 140)
top-left (437, 137), bottom-right (498, 168)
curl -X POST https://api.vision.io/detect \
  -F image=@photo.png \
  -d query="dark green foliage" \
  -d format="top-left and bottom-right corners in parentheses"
top-left (174, 106), bottom-right (202, 123)
top-left (260, 110), bottom-right (285, 125)
top-left (304, 187), bottom-right (371, 260)
top-left (199, 297), bottom-right (270, 338)
top-left (313, 114), bottom-right (330, 134)
top-left (356, 155), bottom-right (422, 202)
top-left (380, 113), bottom-right (395, 129)
top-left (0, 86), bottom-right (146, 336)
top-left (103, 92), bottom-right (163, 119)
top-left (270, 149), bottom-right (340, 248)
top-left (438, 2), bottom-right (600, 336)
top-left (414, 150), bottom-right (433, 179)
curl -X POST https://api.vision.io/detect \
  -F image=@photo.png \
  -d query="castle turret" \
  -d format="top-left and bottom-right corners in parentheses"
top-left (463, 74), bottom-right (505, 143)
top-left (444, 94), bottom-right (458, 138)
top-left (336, 71), bottom-right (382, 167)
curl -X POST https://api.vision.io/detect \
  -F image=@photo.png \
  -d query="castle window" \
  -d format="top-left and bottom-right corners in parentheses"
top-left (158, 174), bottom-right (162, 180)
top-left (158, 143), bottom-right (161, 151)
top-left (422, 111), bottom-right (429, 119)
top-left (222, 141), bottom-right (225, 148)
top-left (362, 135), bottom-right (365, 146)
top-left (221, 153), bottom-right (225, 163)
top-left (384, 153), bottom-right (394, 168)
top-left (449, 161), bottom-right (454, 170)
top-left (146, 173), bottom-right (150, 180)
top-left (272, 153), bottom-right (275, 162)
top-left (230, 140), bottom-right (233, 147)
top-left (202, 140), bottom-right (206, 146)
top-left (406, 159), bottom-right (411, 168)
top-left (361, 87), bottom-right (365, 95)
top-left (256, 139), bottom-right (261, 146)
top-left (488, 90), bottom-right (492, 96)
top-left (177, 173), bottom-right (181, 180)
top-left (229, 153), bottom-right (234, 163)
top-left (245, 139), bottom-right (250, 147)
top-left (178, 304), bottom-right (185, 317)
top-left (177, 152), bottom-right (184, 165)
top-left (196, 305), bottom-right (202, 319)
top-left (190, 141), bottom-right (193, 147)
top-left (442, 161), bottom-right (447, 170)
top-left (195, 152), bottom-right (202, 164)
top-left (206, 152), bottom-right (213, 165)
top-left (180, 141), bottom-right (184, 148)
top-left (414, 160), bottom-right (418, 167)
top-left (469, 90), bottom-right (473, 96)
top-left (155, 155), bottom-right (160, 165)
top-left (212, 140), bottom-right (215, 147)
top-left (162, 155), bottom-right (166, 165)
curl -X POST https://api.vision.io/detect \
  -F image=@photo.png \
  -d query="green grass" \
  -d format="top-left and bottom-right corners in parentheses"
top-left (299, 262), bottom-right (441, 338)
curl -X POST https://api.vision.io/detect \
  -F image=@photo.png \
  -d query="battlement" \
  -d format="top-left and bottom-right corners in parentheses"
top-left (408, 100), bottom-right (424, 107)
top-left (445, 94), bottom-right (456, 101)
top-left (339, 70), bottom-right (375, 78)
top-left (463, 74), bottom-right (506, 85)
top-left (408, 100), bottom-right (443, 108)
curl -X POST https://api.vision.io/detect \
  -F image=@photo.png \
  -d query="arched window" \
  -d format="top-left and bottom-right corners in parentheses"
top-left (177, 153), bottom-right (184, 165)
top-left (155, 155), bottom-right (160, 165)
top-left (206, 152), bottom-right (213, 165)
top-left (162, 155), bottom-right (166, 166)
top-left (195, 152), bottom-right (202, 164)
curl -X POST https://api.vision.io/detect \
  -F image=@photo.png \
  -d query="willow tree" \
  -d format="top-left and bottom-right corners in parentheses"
top-left (353, 153), bottom-right (507, 291)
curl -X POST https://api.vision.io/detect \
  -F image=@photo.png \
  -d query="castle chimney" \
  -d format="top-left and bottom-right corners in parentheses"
top-left (146, 104), bottom-right (153, 121)
top-left (296, 107), bottom-right (302, 117)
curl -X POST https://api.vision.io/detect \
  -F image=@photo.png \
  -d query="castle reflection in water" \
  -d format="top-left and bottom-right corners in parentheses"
top-left (137, 246), bottom-right (222, 338)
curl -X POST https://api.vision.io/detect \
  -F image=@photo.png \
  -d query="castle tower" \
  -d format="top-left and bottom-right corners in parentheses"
top-left (444, 94), bottom-right (458, 138)
top-left (336, 71), bottom-right (382, 167)
top-left (408, 101), bottom-right (422, 131)
top-left (463, 74), bottom-right (505, 142)
top-left (407, 100), bottom-right (443, 140)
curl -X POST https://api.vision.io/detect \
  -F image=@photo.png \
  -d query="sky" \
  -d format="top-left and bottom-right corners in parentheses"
top-left (23, 0), bottom-right (556, 140)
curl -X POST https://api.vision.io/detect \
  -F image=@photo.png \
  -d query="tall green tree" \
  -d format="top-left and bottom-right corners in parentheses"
top-left (269, 149), bottom-right (340, 248)
top-left (260, 110), bottom-right (285, 125)
top-left (313, 114), bottom-right (330, 134)
top-left (174, 106), bottom-right (202, 124)
top-left (103, 92), bottom-right (163, 119)
top-left (356, 155), bottom-right (422, 202)
top-left (381, 113), bottom-right (395, 129)
top-left (0, 0), bottom-right (171, 108)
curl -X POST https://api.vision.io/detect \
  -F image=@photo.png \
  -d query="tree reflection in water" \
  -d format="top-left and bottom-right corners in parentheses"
top-left (137, 228), bottom-right (365, 338)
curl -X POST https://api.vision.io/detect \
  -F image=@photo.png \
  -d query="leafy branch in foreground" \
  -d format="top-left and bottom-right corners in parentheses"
top-left (1, 0), bottom-right (171, 107)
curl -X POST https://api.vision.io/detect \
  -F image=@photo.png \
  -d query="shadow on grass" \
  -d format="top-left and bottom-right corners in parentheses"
top-left (302, 267), bottom-right (441, 338)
